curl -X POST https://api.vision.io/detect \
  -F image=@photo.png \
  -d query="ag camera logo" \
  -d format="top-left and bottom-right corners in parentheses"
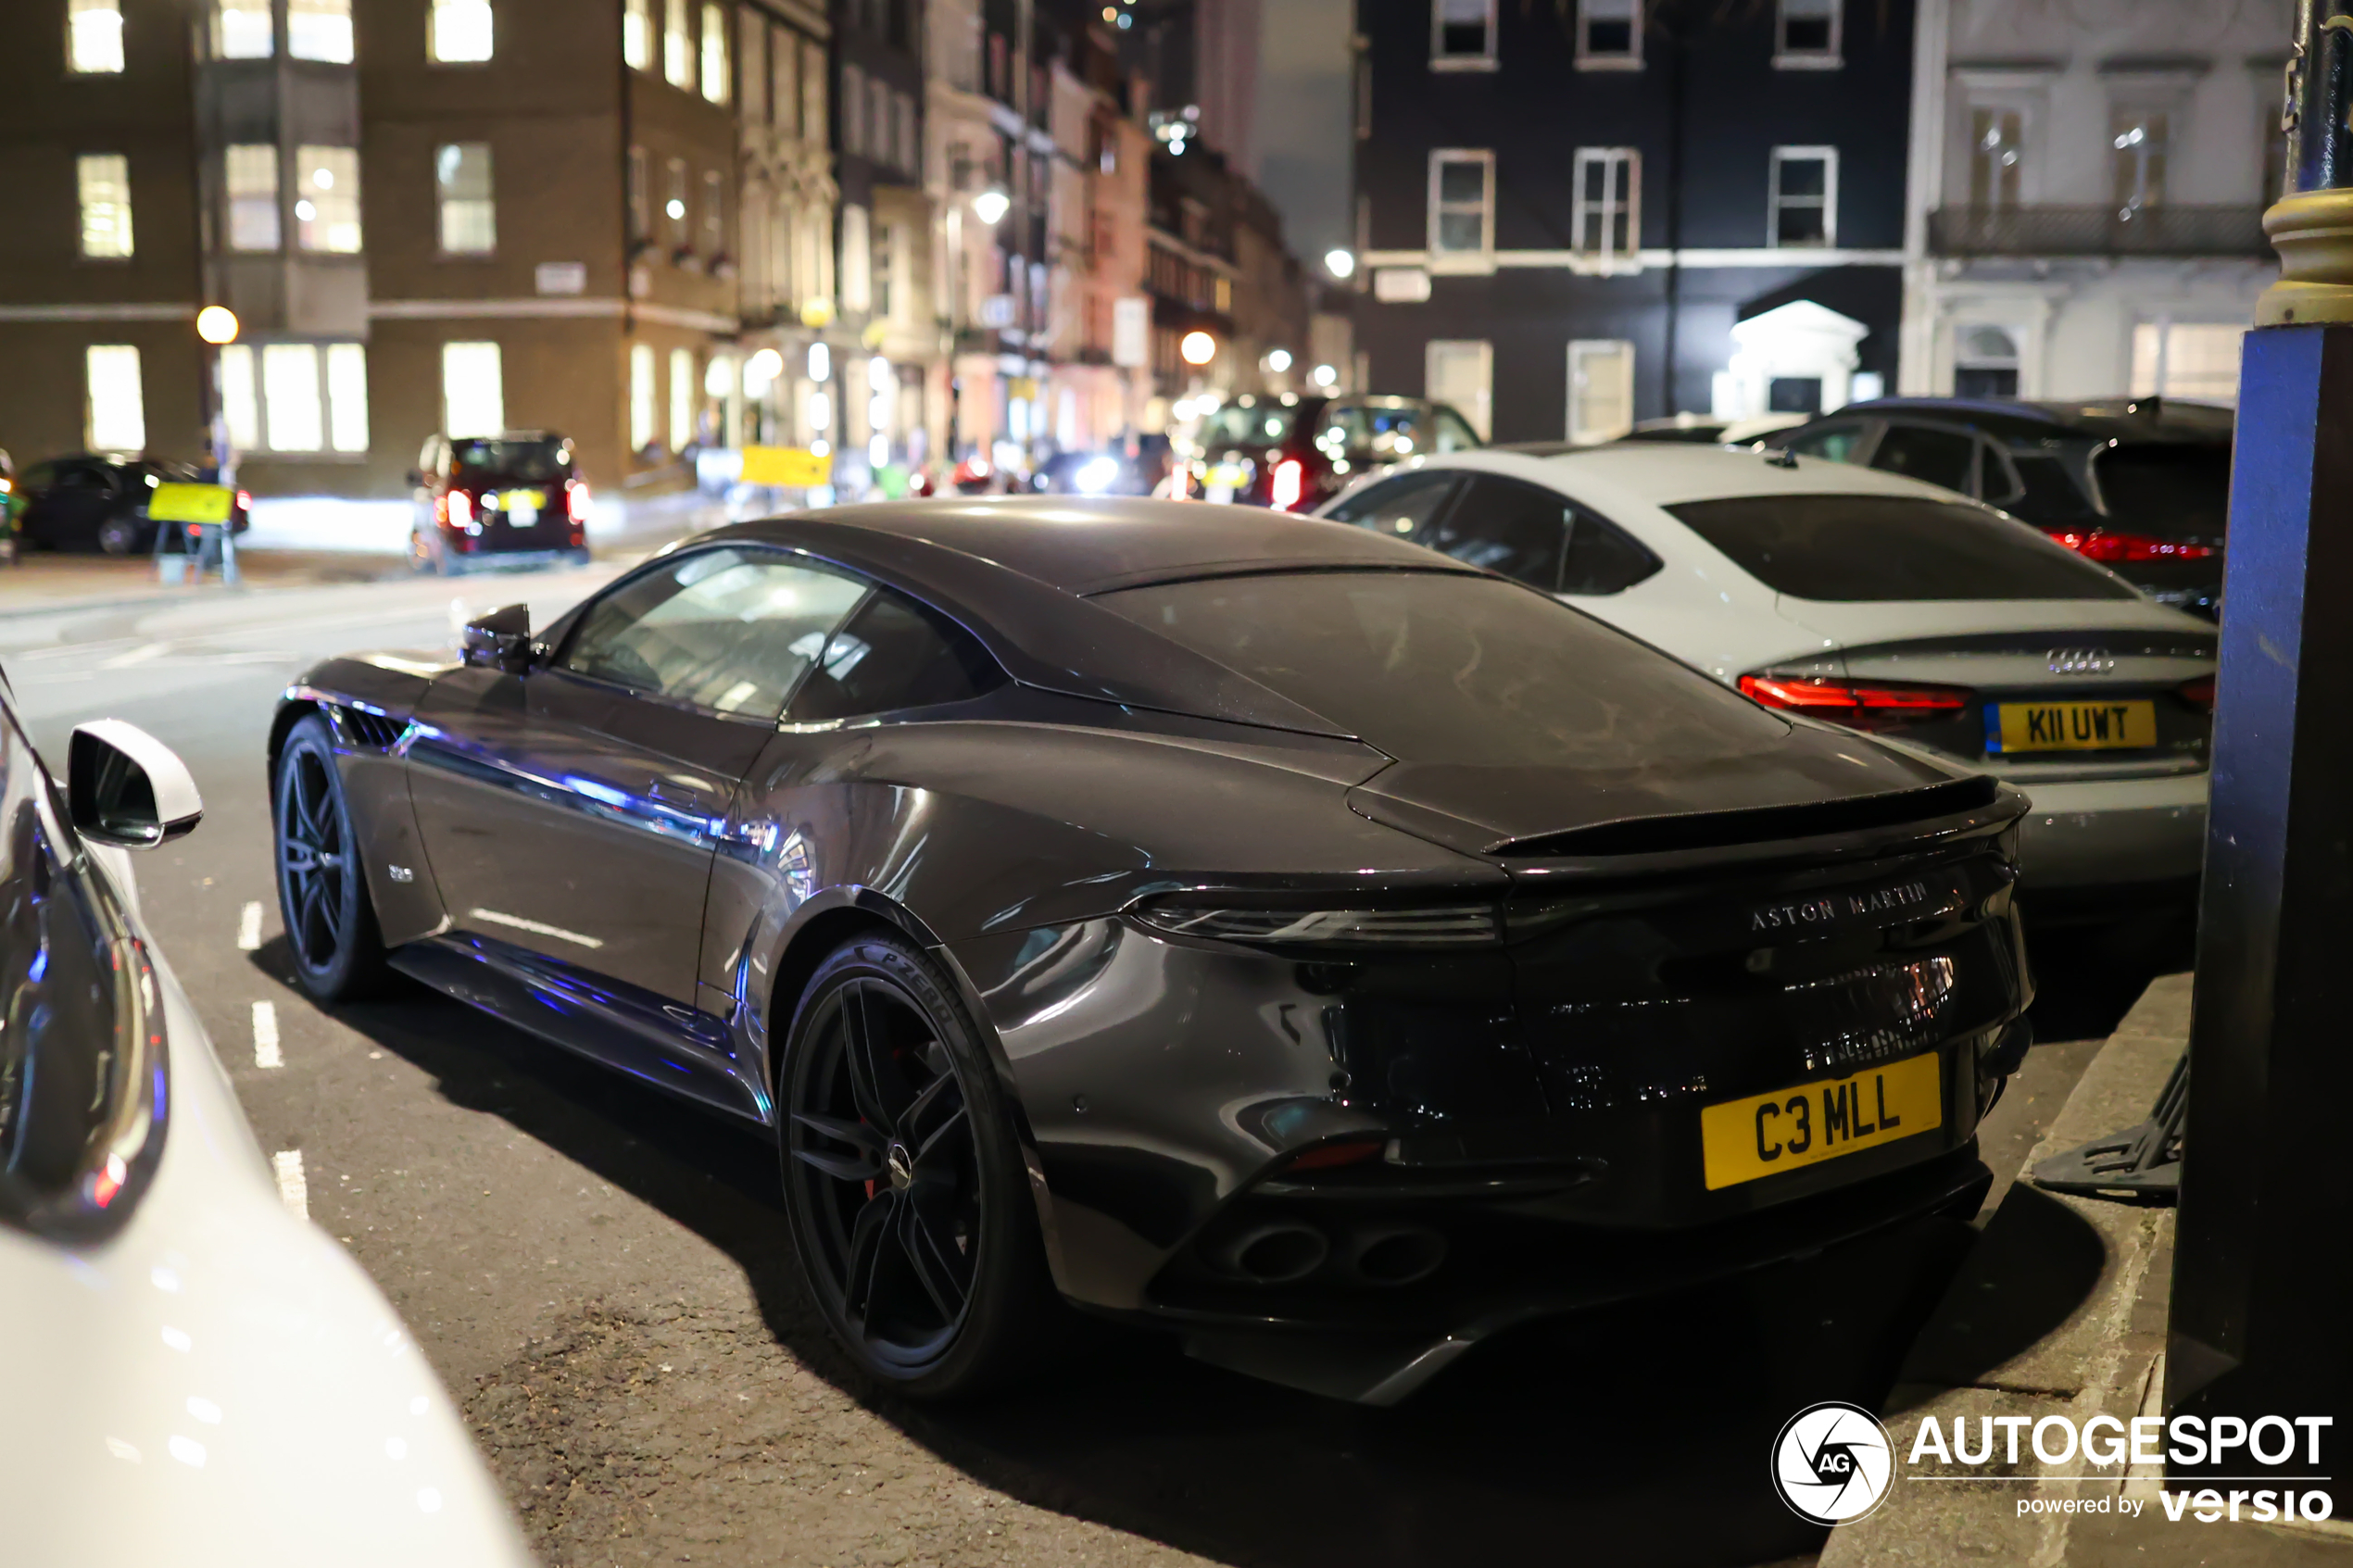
top-left (1772, 1401), bottom-right (1894, 1525)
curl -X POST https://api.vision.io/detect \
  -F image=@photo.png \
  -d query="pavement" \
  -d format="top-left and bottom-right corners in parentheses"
top-left (2, 566), bottom-right (2190, 1568)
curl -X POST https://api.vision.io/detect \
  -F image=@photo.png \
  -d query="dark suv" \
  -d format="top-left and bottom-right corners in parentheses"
top-left (409, 431), bottom-right (590, 574)
top-left (1184, 394), bottom-right (1482, 511)
top-left (1771, 397), bottom-right (2230, 616)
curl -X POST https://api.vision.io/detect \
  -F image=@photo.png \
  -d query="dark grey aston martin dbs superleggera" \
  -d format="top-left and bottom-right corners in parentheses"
top-left (271, 497), bottom-right (2033, 1401)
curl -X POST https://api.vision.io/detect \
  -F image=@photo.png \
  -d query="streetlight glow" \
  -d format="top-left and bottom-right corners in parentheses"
top-left (1265, 348), bottom-right (1292, 372)
top-left (195, 306), bottom-right (240, 345)
top-left (1324, 248), bottom-right (1356, 280)
top-left (972, 189), bottom-right (1010, 226)
top-left (1179, 331), bottom-right (1216, 366)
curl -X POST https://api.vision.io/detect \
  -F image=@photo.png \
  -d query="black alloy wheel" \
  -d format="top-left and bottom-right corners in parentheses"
top-left (779, 933), bottom-right (1053, 1398)
top-left (96, 516), bottom-right (140, 557)
top-left (273, 714), bottom-right (391, 1001)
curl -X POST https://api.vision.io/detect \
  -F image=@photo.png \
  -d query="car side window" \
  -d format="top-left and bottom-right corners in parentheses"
top-left (785, 591), bottom-right (1005, 725)
top-left (1868, 424), bottom-right (1977, 493)
top-left (2007, 451), bottom-right (2099, 523)
top-left (1426, 474), bottom-right (1570, 588)
top-left (1561, 508), bottom-right (1664, 595)
top-left (559, 546), bottom-right (869, 720)
top-left (1430, 408), bottom-right (1482, 451)
top-left (1323, 470), bottom-right (1458, 530)
top-left (1977, 443), bottom-right (2025, 508)
top-left (1783, 422), bottom-right (1868, 465)
top-left (20, 463), bottom-right (57, 492)
top-left (57, 464), bottom-right (110, 494)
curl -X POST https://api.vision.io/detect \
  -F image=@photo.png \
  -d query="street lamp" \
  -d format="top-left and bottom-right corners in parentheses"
top-left (1324, 248), bottom-right (1356, 281)
top-left (972, 188), bottom-right (1010, 227)
top-left (195, 306), bottom-right (239, 345)
top-left (1179, 331), bottom-right (1216, 367)
top-left (1265, 348), bottom-right (1292, 373)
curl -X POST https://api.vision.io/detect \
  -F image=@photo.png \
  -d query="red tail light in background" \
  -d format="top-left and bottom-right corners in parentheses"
top-left (565, 480), bottom-right (590, 525)
top-left (1270, 458), bottom-right (1305, 511)
top-left (2179, 674), bottom-right (2216, 712)
top-left (1739, 673), bottom-right (1971, 733)
top-left (2049, 529), bottom-right (2217, 563)
top-left (234, 489), bottom-right (251, 512)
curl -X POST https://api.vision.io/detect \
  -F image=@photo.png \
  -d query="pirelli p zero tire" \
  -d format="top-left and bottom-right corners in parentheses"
top-left (777, 931), bottom-right (1055, 1399)
top-left (273, 714), bottom-right (394, 1003)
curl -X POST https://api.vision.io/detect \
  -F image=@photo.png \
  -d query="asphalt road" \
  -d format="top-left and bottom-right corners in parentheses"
top-left (4, 561), bottom-right (2170, 1568)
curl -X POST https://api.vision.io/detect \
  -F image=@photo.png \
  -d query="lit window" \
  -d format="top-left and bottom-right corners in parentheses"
top-left (428, 0), bottom-right (493, 62)
top-left (263, 344), bottom-right (324, 451)
top-left (1572, 146), bottom-right (1639, 265)
top-left (665, 157), bottom-right (688, 243)
top-left (630, 344), bottom-right (657, 451)
top-left (1775, 0), bottom-right (1838, 63)
top-left (2132, 321), bottom-right (2245, 404)
top-left (1968, 107), bottom-right (2024, 208)
top-left (327, 343), bottom-right (369, 451)
top-left (2111, 108), bottom-right (2169, 215)
top-left (737, 10), bottom-right (764, 120)
top-left (1567, 340), bottom-right (1635, 444)
top-left (85, 345), bottom-right (144, 451)
top-left (623, 0), bottom-right (652, 69)
top-left (219, 344), bottom-right (259, 450)
top-left (665, 0), bottom-right (693, 88)
top-left (78, 153), bottom-right (133, 257)
top-left (840, 203), bottom-right (871, 312)
top-left (700, 2), bottom-right (729, 103)
top-left (436, 143), bottom-right (496, 254)
top-left (69, 0), bottom-right (124, 74)
top-left (669, 347), bottom-right (696, 450)
top-left (289, 0), bottom-right (352, 62)
top-left (1427, 149), bottom-right (1492, 260)
top-left (1768, 146), bottom-right (1835, 246)
top-left (1426, 340), bottom-right (1491, 439)
top-left (626, 144), bottom-right (648, 240)
top-left (225, 144), bottom-right (280, 250)
top-left (442, 342), bottom-right (504, 439)
top-left (1430, 0), bottom-right (1494, 68)
top-left (1577, 0), bottom-right (1638, 66)
top-left (702, 169), bottom-right (724, 255)
top-left (295, 146), bottom-right (361, 251)
top-left (212, 0), bottom-right (272, 58)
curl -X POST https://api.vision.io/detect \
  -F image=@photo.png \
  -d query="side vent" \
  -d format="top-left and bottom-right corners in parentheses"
top-left (330, 706), bottom-right (409, 752)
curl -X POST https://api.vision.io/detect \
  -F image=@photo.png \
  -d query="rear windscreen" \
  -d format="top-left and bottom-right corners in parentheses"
top-left (1198, 404), bottom-right (1297, 449)
top-left (452, 439), bottom-right (570, 481)
top-left (1667, 495), bottom-right (2139, 602)
top-left (1094, 570), bottom-right (1785, 767)
top-left (2094, 444), bottom-right (2231, 540)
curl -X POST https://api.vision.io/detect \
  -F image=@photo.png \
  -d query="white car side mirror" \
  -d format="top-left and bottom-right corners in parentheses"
top-left (68, 720), bottom-right (203, 849)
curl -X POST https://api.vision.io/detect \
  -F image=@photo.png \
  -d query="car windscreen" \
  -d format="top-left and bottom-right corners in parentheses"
top-left (1198, 404), bottom-right (1297, 449)
top-left (452, 438), bottom-right (570, 482)
top-left (2094, 444), bottom-right (2231, 541)
top-left (1666, 495), bottom-right (2140, 601)
top-left (1093, 570), bottom-right (1787, 767)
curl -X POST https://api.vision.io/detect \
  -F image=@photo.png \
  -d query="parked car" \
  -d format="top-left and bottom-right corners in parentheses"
top-left (272, 498), bottom-right (2030, 1406)
top-left (1029, 448), bottom-right (1155, 495)
top-left (1319, 445), bottom-right (2217, 933)
top-left (13, 454), bottom-right (251, 556)
top-left (1181, 393), bottom-right (1483, 511)
top-left (0, 684), bottom-right (527, 1566)
top-left (1768, 397), bottom-right (2231, 617)
top-left (1610, 413), bottom-right (1811, 446)
top-left (409, 431), bottom-right (591, 575)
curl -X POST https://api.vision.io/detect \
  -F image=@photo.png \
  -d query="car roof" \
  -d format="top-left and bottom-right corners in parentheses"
top-left (1818, 396), bottom-right (2232, 446)
top-left (1510, 442), bottom-right (1966, 508)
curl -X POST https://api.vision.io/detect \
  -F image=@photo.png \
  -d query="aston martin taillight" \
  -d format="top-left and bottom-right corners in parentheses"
top-left (1131, 899), bottom-right (1504, 949)
top-left (1738, 673), bottom-right (1970, 734)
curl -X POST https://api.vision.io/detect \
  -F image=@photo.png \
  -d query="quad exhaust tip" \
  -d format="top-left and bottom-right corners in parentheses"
top-left (1210, 1222), bottom-right (1448, 1287)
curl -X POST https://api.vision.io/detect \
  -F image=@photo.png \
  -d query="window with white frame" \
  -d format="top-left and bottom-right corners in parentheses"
top-left (225, 144), bottom-right (279, 250)
top-left (1774, 0), bottom-right (1837, 65)
top-left (213, 0), bottom-right (272, 59)
top-left (841, 203), bottom-right (872, 310)
top-left (1428, 149), bottom-right (1493, 261)
top-left (69, 0), bottom-right (124, 74)
top-left (443, 342), bottom-right (504, 439)
top-left (1572, 147), bottom-right (1638, 264)
top-left (630, 344), bottom-right (657, 451)
top-left (436, 143), bottom-right (496, 254)
top-left (1431, 0), bottom-right (1495, 69)
top-left (326, 342), bottom-right (368, 451)
top-left (2110, 106), bottom-right (2169, 214)
top-left (1968, 105), bottom-right (2024, 207)
top-left (220, 342), bottom-right (259, 449)
top-left (1577, 0), bottom-right (1638, 67)
top-left (295, 145), bottom-right (360, 252)
top-left (264, 344), bottom-right (324, 450)
top-left (669, 347), bottom-right (696, 450)
top-left (1567, 340), bottom-right (1635, 444)
top-left (429, 0), bottom-right (494, 62)
top-left (77, 153), bottom-right (133, 258)
top-left (700, 2), bottom-right (729, 103)
top-left (1768, 146), bottom-right (1835, 246)
top-left (665, 0), bottom-right (694, 88)
top-left (85, 345), bottom-right (144, 451)
top-left (1426, 340), bottom-right (1492, 439)
top-left (2132, 321), bottom-right (2245, 404)
top-left (289, 0), bottom-right (352, 62)
top-left (624, 0), bottom-right (652, 69)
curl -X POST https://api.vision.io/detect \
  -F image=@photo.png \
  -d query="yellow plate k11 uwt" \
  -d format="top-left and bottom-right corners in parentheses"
top-left (1988, 698), bottom-right (2156, 754)
top-left (1699, 1052), bottom-right (1942, 1191)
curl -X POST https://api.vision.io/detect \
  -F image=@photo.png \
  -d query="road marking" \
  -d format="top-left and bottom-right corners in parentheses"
top-left (271, 1150), bottom-right (308, 1218)
top-left (467, 906), bottom-right (604, 948)
top-left (236, 900), bottom-right (263, 950)
top-left (252, 1000), bottom-right (282, 1068)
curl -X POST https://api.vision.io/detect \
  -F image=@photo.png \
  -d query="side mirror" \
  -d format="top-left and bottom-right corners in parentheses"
top-left (68, 721), bottom-right (202, 849)
top-left (462, 603), bottom-right (537, 674)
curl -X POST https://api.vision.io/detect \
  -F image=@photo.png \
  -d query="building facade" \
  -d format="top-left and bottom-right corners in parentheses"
top-left (1350, 0), bottom-right (1917, 442)
top-left (1898, 0), bottom-right (2284, 406)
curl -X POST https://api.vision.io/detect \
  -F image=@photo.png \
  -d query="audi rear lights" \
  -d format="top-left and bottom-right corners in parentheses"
top-left (1739, 673), bottom-right (1970, 734)
top-left (2048, 528), bottom-right (2217, 563)
top-left (2179, 674), bottom-right (2216, 713)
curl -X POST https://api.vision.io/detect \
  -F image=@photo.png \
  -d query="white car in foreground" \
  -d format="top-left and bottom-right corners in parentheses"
top-left (1317, 445), bottom-right (2215, 929)
top-left (0, 694), bottom-right (528, 1566)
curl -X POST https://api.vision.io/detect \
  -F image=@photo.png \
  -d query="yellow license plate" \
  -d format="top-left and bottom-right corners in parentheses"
top-left (500, 488), bottom-right (545, 510)
top-left (1700, 1052), bottom-right (1942, 1191)
top-left (1989, 699), bottom-right (2156, 754)
top-left (1206, 465), bottom-right (1246, 488)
